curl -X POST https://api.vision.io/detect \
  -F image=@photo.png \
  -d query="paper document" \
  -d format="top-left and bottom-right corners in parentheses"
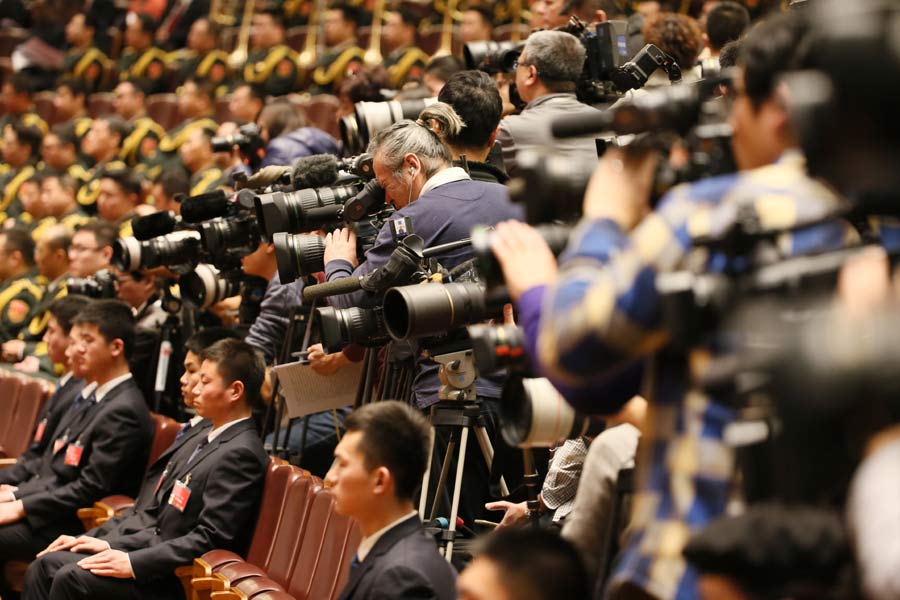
top-left (273, 360), bottom-right (363, 418)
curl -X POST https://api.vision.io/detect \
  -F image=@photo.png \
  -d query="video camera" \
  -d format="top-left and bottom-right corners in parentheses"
top-left (340, 98), bottom-right (437, 155)
top-left (66, 269), bottom-right (118, 299)
top-left (211, 123), bottom-right (265, 170)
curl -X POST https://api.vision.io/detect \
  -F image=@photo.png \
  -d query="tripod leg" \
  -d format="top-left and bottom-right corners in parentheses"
top-left (419, 426), bottom-right (436, 520)
top-left (429, 431), bottom-right (457, 522)
top-left (445, 427), bottom-right (469, 562)
top-left (473, 426), bottom-right (509, 497)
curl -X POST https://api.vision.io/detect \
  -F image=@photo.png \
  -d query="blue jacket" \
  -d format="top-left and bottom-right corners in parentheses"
top-left (260, 127), bottom-right (342, 168)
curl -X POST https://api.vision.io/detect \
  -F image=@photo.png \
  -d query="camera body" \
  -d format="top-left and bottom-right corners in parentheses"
top-left (66, 269), bottom-right (118, 299)
top-left (211, 123), bottom-right (265, 169)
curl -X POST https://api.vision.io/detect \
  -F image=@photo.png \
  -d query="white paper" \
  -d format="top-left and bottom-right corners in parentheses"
top-left (273, 360), bottom-right (364, 418)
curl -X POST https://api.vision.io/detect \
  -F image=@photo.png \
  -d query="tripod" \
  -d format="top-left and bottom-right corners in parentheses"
top-left (418, 348), bottom-right (509, 562)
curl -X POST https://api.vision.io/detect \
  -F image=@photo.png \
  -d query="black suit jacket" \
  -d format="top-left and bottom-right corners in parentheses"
top-left (92, 418), bottom-right (268, 583)
top-left (338, 516), bottom-right (457, 600)
top-left (15, 377), bottom-right (154, 531)
top-left (0, 375), bottom-right (84, 486)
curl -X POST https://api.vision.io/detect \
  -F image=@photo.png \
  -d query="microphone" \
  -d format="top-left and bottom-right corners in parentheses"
top-left (181, 191), bottom-right (230, 223)
top-left (302, 275), bottom-right (364, 303)
top-left (291, 154), bottom-right (341, 189)
top-left (132, 211), bottom-right (179, 240)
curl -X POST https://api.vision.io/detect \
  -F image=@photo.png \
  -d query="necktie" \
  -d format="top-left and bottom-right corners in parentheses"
top-left (185, 436), bottom-right (209, 466)
top-left (175, 421), bottom-right (192, 441)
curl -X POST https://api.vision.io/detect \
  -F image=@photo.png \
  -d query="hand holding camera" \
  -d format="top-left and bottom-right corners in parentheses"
top-left (324, 228), bottom-right (360, 268)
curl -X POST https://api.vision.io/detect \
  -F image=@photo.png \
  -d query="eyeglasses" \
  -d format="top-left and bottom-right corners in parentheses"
top-left (513, 59), bottom-right (533, 71)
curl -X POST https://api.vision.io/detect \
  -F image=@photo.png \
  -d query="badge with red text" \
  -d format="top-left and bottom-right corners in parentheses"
top-left (64, 441), bottom-right (84, 467)
top-left (168, 477), bottom-right (192, 512)
top-left (34, 419), bottom-right (47, 442)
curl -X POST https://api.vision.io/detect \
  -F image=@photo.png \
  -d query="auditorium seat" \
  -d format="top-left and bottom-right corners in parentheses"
top-left (303, 94), bottom-right (340, 140)
top-left (209, 575), bottom-right (285, 600)
top-left (282, 488), bottom-right (336, 600)
top-left (306, 508), bottom-right (354, 600)
top-left (0, 375), bottom-right (24, 452)
top-left (0, 28), bottom-right (27, 57)
top-left (331, 523), bottom-right (363, 600)
top-left (194, 562), bottom-right (268, 600)
top-left (220, 27), bottom-right (239, 53)
top-left (285, 27), bottom-right (309, 53)
top-left (0, 377), bottom-right (50, 459)
top-left (146, 93), bottom-right (180, 130)
top-left (147, 413), bottom-right (179, 468)
top-left (264, 475), bottom-right (321, 586)
top-left (106, 26), bottom-right (123, 62)
top-left (33, 91), bottom-right (57, 126)
top-left (493, 24), bottom-right (531, 42)
top-left (418, 26), bottom-right (462, 56)
top-left (215, 95), bottom-right (233, 123)
top-left (88, 92), bottom-right (115, 118)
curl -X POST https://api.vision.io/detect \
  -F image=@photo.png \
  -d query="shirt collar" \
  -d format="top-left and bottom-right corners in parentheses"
top-left (189, 414), bottom-right (205, 427)
top-left (524, 92), bottom-right (577, 111)
top-left (355, 510), bottom-right (418, 562)
top-left (80, 381), bottom-right (98, 400)
top-left (94, 373), bottom-right (133, 402)
top-left (420, 166), bottom-right (470, 197)
top-left (207, 416), bottom-right (251, 444)
top-left (59, 371), bottom-right (74, 387)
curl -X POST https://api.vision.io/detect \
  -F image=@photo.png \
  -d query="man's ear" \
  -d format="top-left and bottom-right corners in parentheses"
top-left (488, 126), bottom-right (499, 148)
top-left (230, 380), bottom-right (245, 405)
top-left (372, 466), bottom-right (392, 496)
top-left (109, 337), bottom-right (125, 358)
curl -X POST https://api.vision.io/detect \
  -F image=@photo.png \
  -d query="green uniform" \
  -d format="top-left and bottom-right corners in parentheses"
top-left (169, 49), bottom-right (231, 96)
top-left (0, 271), bottom-right (43, 341)
top-left (310, 42), bottom-right (366, 96)
top-left (142, 117), bottom-right (218, 181)
top-left (122, 116), bottom-right (166, 174)
top-left (63, 47), bottom-right (110, 94)
top-left (76, 160), bottom-right (128, 215)
top-left (18, 275), bottom-right (66, 343)
top-left (0, 112), bottom-right (49, 137)
top-left (28, 207), bottom-right (91, 242)
top-left (189, 165), bottom-right (226, 196)
top-left (384, 45), bottom-right (430, 88)
top-left (0, 164), bottom-right (36, 220)
top-left (244, 45), bottom-right (302, 97)
top-left (117, 47), bottom-right (168, 93)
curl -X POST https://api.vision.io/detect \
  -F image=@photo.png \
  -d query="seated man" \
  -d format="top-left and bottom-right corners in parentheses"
top-left (328, 401), bottom-right (456, 600)
top-left (24, 338), bottom-right (269, 600)
top-left (0, 295), bottom-right (91, 486)
top-left (457, 528), bottom-right (589, 600)
top-left (0, 300), bottom-right (154, 596)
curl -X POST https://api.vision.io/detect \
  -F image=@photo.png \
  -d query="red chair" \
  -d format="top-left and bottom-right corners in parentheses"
top-left (283, 488), bottom-right (335, 600)
top-left (331, 523), bottom-right (363, 600)
top-left (304, 94), bottom-right (341, 140)
top-left (0, 377), bottom-right (49, 459)
top-left (306, 508), bottom-right (354, 600)
top-left (146, 93), bottom-right (180, 130)
top-left (265, 475), bottom-right (322, 587)
top-left (88, 92), bottom-right (116, 118)
top-left (0, 375), bottom-right (24, 454)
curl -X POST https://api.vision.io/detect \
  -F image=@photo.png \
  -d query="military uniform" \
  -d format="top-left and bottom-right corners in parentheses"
top-left (17, 275), bottom-right (66, 344)
top-left (141, 117), bottom-right (218, 181)
top-left (121, 116), bottom-right (166, 174)
top-left (63, 47), bottom-right (110, 94)
top-left (310, 41), bottom-right (366, 95)
top-left (28, 207), bottom-right (91, 242)
top-left (0, 112), bottom-right (49, 137)
top-left (0, 164), bottom-right (36, 220)
top-left (68, 115), bottom-right (94, 146)
top-left (117, 46), bottom-right (168, 93)
top-left (0, 271), bottom-right (43, 341)
top-left (384, 45), bottom-right (430, 88)
top-left (169, 48), bottom-right (231, 96)
top-left (76, 160), bottom-right (128, 215)
top-left (243, 45), bottom-right (302, 97)
top-left (189, 165), bottom-right (226, 195)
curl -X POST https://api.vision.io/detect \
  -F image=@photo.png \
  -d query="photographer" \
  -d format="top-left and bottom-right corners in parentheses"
top-left (496, 30), bottom-right (601, 177)
top-left (256, 100), bottom-right (341, 169)
top-left (437, 70), bottom-right (508, 184)
top-left (491, 11), bottom-right (863, 599)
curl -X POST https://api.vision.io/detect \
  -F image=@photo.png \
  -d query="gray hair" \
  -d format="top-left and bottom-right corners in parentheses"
top-left (521, 30), bottom-right (586, 92)
top-left (366, 102), bottom-right (464, 179)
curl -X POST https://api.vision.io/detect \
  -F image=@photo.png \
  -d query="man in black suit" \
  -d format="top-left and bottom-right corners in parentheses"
top-left (329, 401), bottom-right (457, 600)
top-left (0, 300), bottom-right (154, 590)
top-left (23, 338), bottom-right (269, 600)
top-left (0, 295), bottom-right (90, 487)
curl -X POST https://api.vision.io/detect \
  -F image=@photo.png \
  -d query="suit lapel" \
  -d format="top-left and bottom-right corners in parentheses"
top-left (339, 516), bottom-right (423, 600)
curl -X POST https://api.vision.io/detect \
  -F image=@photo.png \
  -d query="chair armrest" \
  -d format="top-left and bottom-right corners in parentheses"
top-left (0, 458), bottom-right (17, 469)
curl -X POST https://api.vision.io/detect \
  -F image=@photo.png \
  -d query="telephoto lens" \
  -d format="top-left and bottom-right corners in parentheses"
top-left (199, 216), bottom-right (260, 257)
top-left (315, 306), bottom-right (390, 353)
top-left (254, 185), bottom-right (359, 241)
top-left (468, 323), bottom-right (530, 374)
top-left (463, 40), bottom-right (522, 73)
top-left (339, 98), bottom-right (437, 155)
top-left (500, 376), bottom-right (606, 448)
top-left (112, 231), bottom-right (202, 273)
top-left (382, 281), bottom-right (502, 340)
top-left (179, 264), bottom-right (241, 309)
top-left (470, 223), bottom-right (572, 287)
top-left (273, 232), bottom-right (326, 284)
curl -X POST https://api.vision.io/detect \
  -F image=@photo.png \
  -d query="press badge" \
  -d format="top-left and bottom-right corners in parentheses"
top-left (64, 440), bottom-right (84, 467)
top-left (34, 419), bottom-right (47, 443)
top-left (168, 475), bottom-right (192, 512)
top-left (53, 431), bottom-right (69, 454)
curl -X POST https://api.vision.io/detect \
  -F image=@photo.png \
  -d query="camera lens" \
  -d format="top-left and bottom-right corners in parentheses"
top-left (383, 281), bottom-right (498, 340)
top-left (500, 377), bottom-right (606, 448)
top-left (255, 185), bottom-right (360, 241)
top-left (199, 217), bottom-right (259, 257)
top-left (340, 98), bottom-right (437, 155)
top-left (112, 236), bottom-right (142, 272)
top-left (342, 179), bottom-right (386, 221)
top-left (471, 223), bottom-right (572, 287)
top-left (468, 323), bottom-right (529, 374)
top-left (316, 306), bottom-right (389, 353)
top-left (508, 150), bottom-right (596, 224)
top-left (180, 264), bottom-right (240, 309)
top-left (273, 232), bottom-right (326, 284)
